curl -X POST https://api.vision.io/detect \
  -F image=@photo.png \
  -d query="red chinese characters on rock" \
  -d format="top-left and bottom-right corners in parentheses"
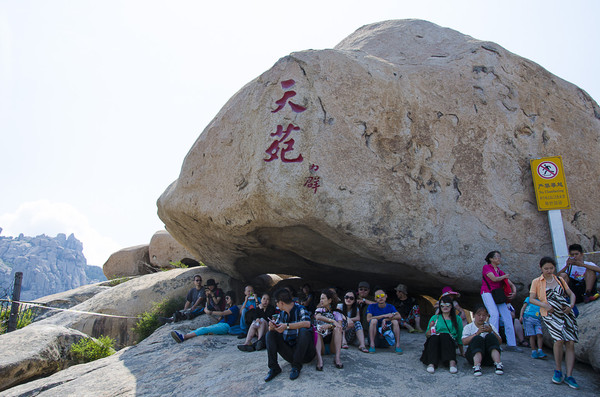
top-left (265, 78), bottom-right (306, 163)
top-left (304, 164), bottom-right (321, 193)
top-left (264, 124), bottom-right (303, 163)
top-left (304, 176), bottom-right (320, 194)
top-left (271, 79), bottom-right (307, 114)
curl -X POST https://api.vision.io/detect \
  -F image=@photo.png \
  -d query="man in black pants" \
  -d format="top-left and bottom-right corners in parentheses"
top-left (264, 288), bottom-right (315, 381)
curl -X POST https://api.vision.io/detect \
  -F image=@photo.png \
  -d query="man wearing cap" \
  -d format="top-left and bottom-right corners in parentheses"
top-left (394, 283), bottom-right (423, 333)
top-left (159, 274), bottom-right (206, 324)
top-left (205, 279), bottom-right (225, 311)
top-left (356, 281), bottom-right (375, 335)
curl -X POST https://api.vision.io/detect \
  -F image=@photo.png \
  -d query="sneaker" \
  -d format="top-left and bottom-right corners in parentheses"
top-left (494, 362), bottom-right (504, 375)
top-left (426, 365), bottom-right (435, 374)
top-left (473, 365), bottom-right (482, 377)
top-left (171, 330), bottom-right (184, 343)
top-left (450, 366), bottom-right (458, 374)
top-left (552, 370), bottom-right (564, 384)
top-left (584, 292), bottom-right (600, 303)
top-left (537, 350), bottom-right (547, 359)
top-left (531, 350), bottom-right (539, 359)
top-left (503, 345), bottom-right (523, 353)
top-left (395, 347), bottom-right (403, 354)
top-left (564, 376), bottom-right (580, 389)
top-left (368, 347), bottom-right (376, 353)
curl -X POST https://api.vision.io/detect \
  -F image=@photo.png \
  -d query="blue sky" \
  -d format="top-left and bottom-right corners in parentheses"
top-left (1, 0), bottom-right (599, 266)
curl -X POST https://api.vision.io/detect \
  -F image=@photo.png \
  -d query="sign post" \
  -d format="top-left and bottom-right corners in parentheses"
top-left (530, 156), bottom-right (571, 264)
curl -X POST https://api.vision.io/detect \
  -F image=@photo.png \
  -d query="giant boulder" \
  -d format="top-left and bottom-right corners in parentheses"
top-left (157, 19), bottom-right (600, 300)
top-left (38, 267), bottom-right (239, 347)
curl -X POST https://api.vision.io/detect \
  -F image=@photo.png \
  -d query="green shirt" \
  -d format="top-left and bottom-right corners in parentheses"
top-left (426, 314), bottom-right (464, 345)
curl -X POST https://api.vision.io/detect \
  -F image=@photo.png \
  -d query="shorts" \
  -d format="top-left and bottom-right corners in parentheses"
top-left (523, 316), bottom-right (542, 336)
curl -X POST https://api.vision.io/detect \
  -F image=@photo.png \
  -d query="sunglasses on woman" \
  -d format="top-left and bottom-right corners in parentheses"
top-left (344, 295), bottom-right (355, 300)
top-left (440, 302), bottom-right (452, 307)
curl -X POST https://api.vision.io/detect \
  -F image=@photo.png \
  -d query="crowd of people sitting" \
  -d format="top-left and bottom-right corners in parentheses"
top-left (167, 244), bottom-right (599, 390)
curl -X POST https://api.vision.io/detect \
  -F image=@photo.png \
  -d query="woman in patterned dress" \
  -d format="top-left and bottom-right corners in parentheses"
top-left (529, 256), bottom-right (579, 389)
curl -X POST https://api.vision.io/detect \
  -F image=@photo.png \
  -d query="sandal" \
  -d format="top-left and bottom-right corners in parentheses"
top-left (359, 346), bottom-right (369, 353)
top-left (341, 343), bottom-right (349, 349)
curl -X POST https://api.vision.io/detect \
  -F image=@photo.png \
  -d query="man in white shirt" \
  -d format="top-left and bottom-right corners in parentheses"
top-left (558, 244), bottom-right (600, 303)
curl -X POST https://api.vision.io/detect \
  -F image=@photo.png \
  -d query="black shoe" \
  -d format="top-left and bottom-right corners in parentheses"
top-left (264, 366), bottom-right (282, 382)
top-left (237, 344), bottom-right (255, 352)
top-left (237, 334), bottom-right (247, 339)
top-left (173, 312), bottom-right (183, 323)
top-left (158, 316), bottom-right (173, 325)
top-left (289, 367), bottom-right (301, 380)
top-left (255, 339), bottom-right (266, 351)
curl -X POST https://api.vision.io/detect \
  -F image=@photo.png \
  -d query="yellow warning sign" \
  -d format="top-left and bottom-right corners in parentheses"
top-left (530, 156), bottom-right (570, 211)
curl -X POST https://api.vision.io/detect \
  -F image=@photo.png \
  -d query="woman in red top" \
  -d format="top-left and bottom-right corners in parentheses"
top-left (480, 251), bottom-right (520, 352)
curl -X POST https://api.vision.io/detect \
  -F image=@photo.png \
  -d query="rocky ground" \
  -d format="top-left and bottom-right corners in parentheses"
top-left (3, 318), bottom-right (599, 397)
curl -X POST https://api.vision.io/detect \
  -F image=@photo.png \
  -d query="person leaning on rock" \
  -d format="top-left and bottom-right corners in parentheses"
top-left (264, 288), bottom-right (316, 382)
top-left (558, 243), bottom-right (600, 304)
top-left (205, 278), bottom-right (225, 311)
top-left (170, 290), bottom-right (240, 343)
top-left (159, 274), bottom-right (206, 324)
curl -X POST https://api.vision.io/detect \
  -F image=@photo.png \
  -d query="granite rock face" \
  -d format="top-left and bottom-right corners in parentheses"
top-left (102, 244), bottom-right (152, 279)
top-left (3, 322), bottom-right (599, 396)
top-left (157, 19), bottom-right (600, 300)
top-left (0, 324), bottom-right (88, 391)
top-left (38, 267), bottom-right (239, 347)
top-left (148, 230), bottom-right (201, 269)
top-left (0, 233), bottom-right (106, 301)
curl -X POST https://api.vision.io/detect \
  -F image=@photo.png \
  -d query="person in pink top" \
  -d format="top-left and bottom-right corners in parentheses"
top-left (480, 251), bottom-right (521, 352)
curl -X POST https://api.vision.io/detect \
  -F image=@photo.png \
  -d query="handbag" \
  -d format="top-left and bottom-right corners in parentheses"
top-left (315, 311), bottom-right (335, 337)
top-left (484, 273), bottom-right (507, 304)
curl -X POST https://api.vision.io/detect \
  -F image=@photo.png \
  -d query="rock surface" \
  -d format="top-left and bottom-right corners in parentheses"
top-left (0, 323), bottom-right (88, 391)
top-left (0, 233), bottom-right (106, 301)
top-left (37, 267), bottom-right (239, 348)
top-left (32, 282), bottom-right (112, 321)
top-left (2, 321), bottom-right (599, 396)
top-left (102, 244), bottom-right (152, 279)
top-left (148, 229), bottom-right (200, 269)
top-left (157, 19), bottom-right (600, 302)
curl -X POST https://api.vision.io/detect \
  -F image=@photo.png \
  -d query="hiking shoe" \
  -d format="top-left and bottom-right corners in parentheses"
top-left (537, 350), bottom-right (547, 359)
top-left (171, 330), bottom-right (184, 343)
top-left (494, 362), bottom-right (504, 375)
top-left (564, 376), bottom-right (580, 389)
top-left (473, 365), bottom-right (482, 376)
top-left (552, 370), bottom-right (564, 384)
top-left (531, 350), bottom-right (539, 359)
top-left (426, 365), bottom-right (435, 374)
top-left (503, 345), bottom-right (523, 353)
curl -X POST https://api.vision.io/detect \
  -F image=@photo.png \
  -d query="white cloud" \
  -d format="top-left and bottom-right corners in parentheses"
top-left (0, 200), bottom-right (121, 267)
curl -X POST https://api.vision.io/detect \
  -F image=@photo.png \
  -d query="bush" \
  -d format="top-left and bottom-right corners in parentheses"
top-left (70, 335), bottom-right (116, 363)
top-left (0, 306), bottom-right (34, 333)
top-left (169, 261), bottom-right (188, 269)
top-left (107, 276), bottom-right (131, 287)
top-left (132, 296), bottom-right (185, 342)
